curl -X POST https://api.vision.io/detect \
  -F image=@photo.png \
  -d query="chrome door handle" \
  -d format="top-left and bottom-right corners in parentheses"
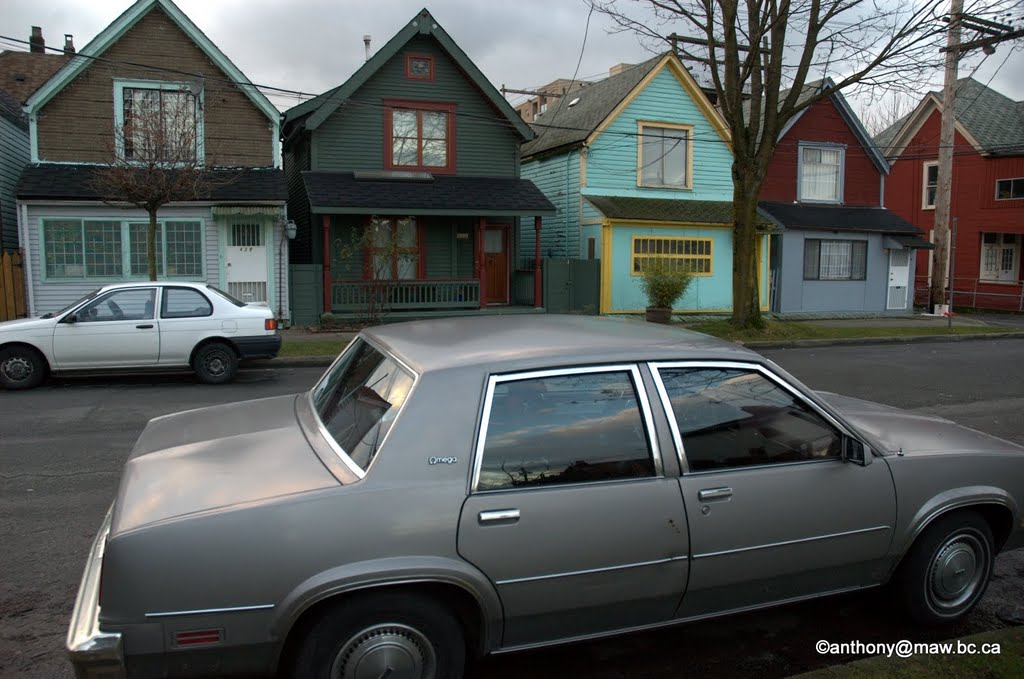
top-left (478, 509), bottom-right (520, 524)
top-left (698, 487), bottom-right (733, 502)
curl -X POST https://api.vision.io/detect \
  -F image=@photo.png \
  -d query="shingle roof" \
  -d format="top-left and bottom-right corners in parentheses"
top-left (521, 56), bottom-right (663, 159)
top-left (758, 201), bottom-right (926, 236)
top-left (0, 51), bottom-right (69, 105)
top-left (17, 164), bottom-right (287, 202)
top-left (302, 171), bottom-right (556, 216)
top-left (586, 194), bottom-right (774, 227)
top-left (0, 88), bottom-right (25, 127)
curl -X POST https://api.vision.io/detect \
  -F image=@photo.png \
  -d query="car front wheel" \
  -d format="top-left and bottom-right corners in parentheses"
top-left (290, 592), bottom-right (466, 679)
top-left (0, 346), bottom-right (46, 390)
top-left (191, 342), bottom-right (238, 385)
top-left (896, 510), bottom-right (995, 625)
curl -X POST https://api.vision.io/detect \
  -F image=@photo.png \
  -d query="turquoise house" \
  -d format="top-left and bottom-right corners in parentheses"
top-left (521, 54), bottom-right (770, 314)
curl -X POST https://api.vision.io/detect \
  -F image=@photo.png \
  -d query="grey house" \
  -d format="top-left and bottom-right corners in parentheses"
top-left (282, 8), bottom-right (554, 325)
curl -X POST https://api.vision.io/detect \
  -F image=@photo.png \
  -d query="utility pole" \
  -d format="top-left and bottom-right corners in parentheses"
top-left (930, 0), bottom-right (962, 311)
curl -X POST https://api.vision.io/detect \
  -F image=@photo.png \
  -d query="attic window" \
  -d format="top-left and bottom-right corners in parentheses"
top-left (405, 54), bottom-right (434, 81)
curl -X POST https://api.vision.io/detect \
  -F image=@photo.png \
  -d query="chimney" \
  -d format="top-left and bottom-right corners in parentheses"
top-left (608, 63), bottom-right (635, 77)
top-left (29, 26), bottom-right (45, 54)
top-left (363, 35), bottom-right (372, 62)
top-left (64, 34), bottom-right (75, 54)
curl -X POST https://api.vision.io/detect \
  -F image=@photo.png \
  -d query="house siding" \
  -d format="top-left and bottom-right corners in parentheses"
top-left (313, 35), bottom-right (520, 177)
top-left (885, 110), bottom-right (1024, 308)
top-left (285, 134), bottom-right (312, 264)
top-left (36, 6), bottom-right (273, 167)
top-left (0, 115), bottom-right (29, 251)
top-left (519, 149), bottom-right (580, 261)
top-left (582, 68), bottom-right (733, 201)
top-left (761, 97), bottom-right (881, 207)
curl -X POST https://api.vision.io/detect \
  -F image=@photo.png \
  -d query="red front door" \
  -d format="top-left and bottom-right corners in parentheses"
top-left (484, 226), bottom-right (509, 304)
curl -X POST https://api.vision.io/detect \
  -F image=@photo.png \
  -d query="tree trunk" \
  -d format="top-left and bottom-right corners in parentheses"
top-left (147, 209), bottom-right (158, 281)
top-left (731, 178), bottom-right (764, 329)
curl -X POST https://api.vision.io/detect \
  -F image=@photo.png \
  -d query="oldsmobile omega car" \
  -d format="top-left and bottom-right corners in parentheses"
top-left (0, 281), bottom-right (280, 389)
top-left (68, 316), bottom-right (1024, 678)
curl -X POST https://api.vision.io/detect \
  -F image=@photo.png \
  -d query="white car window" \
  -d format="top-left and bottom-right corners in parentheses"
top-left (161, 288), bottom-right (213, 319)
top-left (76, 288), bottom-right (156, 322)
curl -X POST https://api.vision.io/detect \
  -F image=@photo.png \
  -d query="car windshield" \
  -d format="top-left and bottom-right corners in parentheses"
top-left (41, 289), bottom-right (101, 319)
top-left (206, 285), bottom-right (247, 307)
top-left (310, 339), bottom-right (415, 472)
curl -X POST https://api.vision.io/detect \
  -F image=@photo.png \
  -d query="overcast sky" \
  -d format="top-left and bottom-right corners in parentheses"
top-left (1, 0), bottom-right (1021, 117)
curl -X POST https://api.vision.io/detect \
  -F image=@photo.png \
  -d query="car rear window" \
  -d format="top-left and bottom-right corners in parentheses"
top-left (206, 285), bottom-right (246, 307)
top-left (311, 339), bottom-right (414, 472)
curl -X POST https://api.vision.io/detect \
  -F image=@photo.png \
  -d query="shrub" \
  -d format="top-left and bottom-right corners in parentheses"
top-left (639, 259), bottom-right (694, 309)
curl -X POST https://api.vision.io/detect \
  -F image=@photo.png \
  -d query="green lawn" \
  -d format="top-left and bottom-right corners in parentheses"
top-left (685, 320), bottom-right (1019, 343)
top-left (795, 626), bottom-right (1024, 679)
top-left (278, 339), bottom-right (350, 358)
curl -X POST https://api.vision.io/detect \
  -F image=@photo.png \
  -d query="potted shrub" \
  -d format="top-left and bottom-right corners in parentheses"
top-left (639, 259), bottom-right (693, 323)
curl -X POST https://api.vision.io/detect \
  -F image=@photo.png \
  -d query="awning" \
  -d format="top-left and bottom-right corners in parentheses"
top-left (303, 172), bottom-right (556, 217)
top-left (585, 195), bottom-right (775, 228)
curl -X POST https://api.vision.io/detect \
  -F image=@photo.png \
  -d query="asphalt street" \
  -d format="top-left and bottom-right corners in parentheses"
top-left (1, 340), bottom-right (1023, 678)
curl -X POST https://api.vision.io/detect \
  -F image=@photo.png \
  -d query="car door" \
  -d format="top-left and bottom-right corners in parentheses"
top-left (458, 365), bottom-right (689, 649)
top-left (649, 362), bottom-right (897, 619)
top-left (157, 287), bottom-right (217, 366)
top-left (51, 287), bottom-right (159, 369)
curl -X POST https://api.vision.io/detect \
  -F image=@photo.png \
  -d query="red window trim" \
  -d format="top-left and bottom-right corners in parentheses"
top-left (361, 216), bottom-right (426, 280)
top-left (383, 99), bottom-right (457, 174)
top-left (404, 53), bottom-right (435, 81)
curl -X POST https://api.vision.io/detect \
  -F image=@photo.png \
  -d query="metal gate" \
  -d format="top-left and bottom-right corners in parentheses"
top-left (543, 258), bottom-right (600, 314)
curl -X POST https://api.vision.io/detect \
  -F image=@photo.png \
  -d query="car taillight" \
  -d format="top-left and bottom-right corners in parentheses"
top-left (265, 319), bottom-right (278, 331)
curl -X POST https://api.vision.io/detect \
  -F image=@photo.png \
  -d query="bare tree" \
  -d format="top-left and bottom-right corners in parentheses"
top-left (859, 93), bottom-right (916, 137)
top-left (329, 218), bottom-right (415, 324)
top-left (589, 0), bottom-right (1012, 328)
top-left (91, 84), bottom-right (237, 280)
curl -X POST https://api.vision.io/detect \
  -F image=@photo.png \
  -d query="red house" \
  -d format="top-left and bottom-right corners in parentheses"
top-left (877, 78), bottom-right (1024, 311)
top-left (759, 79), bottom-right (930, 314)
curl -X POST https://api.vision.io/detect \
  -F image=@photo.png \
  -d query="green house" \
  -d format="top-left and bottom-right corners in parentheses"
top-left (283, 8), bottom-right (555, 324)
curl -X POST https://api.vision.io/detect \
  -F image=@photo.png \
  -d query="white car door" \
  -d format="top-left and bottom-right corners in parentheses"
top-left (51, 288), bottom-right (160, 369)
top-left (156, 287), bottom-right (220, 366)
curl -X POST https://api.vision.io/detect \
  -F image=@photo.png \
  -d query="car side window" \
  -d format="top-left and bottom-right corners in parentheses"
top-left (75, 288), bottom-right (156, 322)
top-left (658, 367), bottom-right (842, 472)
top-left (161, 288), bottom-right (213, 318)
top-left (477, 369), bottom-right (655, 491)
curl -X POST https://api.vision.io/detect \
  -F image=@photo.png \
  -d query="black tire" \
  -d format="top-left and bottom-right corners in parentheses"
top-left (0, 346), bottom-right (46, 390)
top-left (290, 592), bottom-right (466, 679)
top-left (895, 510), bottom-right (994, 625)
top-left (191, 342), bottom-right (238, 385)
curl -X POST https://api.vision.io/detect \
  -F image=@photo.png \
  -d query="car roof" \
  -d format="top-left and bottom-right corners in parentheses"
top-left (362, 315), bottom-right (759, 374)
top-left (99, 281), bottom-right (210, 291)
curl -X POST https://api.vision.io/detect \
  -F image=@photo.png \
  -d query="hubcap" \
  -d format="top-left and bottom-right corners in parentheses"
top-left (929, 533), bottom-right (986, 610)
top-left (331, 624), bottom-right (436, 679)
top-left (1, 356), bottom-right (32, 382)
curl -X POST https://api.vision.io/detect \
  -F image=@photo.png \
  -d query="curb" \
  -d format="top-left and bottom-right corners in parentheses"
top-left (252, 331), bottom-right (1024, 369)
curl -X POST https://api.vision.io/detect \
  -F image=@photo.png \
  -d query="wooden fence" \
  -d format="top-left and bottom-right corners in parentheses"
top-left (0, 250), bottom-right (27, 321)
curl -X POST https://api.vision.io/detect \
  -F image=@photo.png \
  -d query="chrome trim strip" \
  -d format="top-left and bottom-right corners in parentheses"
top-left (307, 336), bottom-right (421, 480)
top-left (145, 603), bottom-right (275, 619)
top-left (479, 509), bottom-right (520, 523)
top-left (493, 583), bottom-right (878, 655)
top-left (471, 364), bottom-right (662, 493)
top-left (67, 504), bottom-right (124, 669)
top-left (647, 360), bottom-right (862, 476)
top-left (495, 554), bottom-right (688, 585)
top-left (693, 525), bottom-right (892, 560)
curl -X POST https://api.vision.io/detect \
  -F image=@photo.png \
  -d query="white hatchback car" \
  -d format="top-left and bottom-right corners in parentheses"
top-left (0, 282), bottom-right (280, 389)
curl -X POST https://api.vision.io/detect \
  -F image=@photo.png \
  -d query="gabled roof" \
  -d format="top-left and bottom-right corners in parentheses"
top-left (283, 8), bottom-right (533, 141)
top-left (0, 89), bottom-right (25, 127)
top-left (770, 78), bottom-right (890, 175)
top-left (875, 78), bottom-right (1024, 158)
top-left (25, 0), bottom-right (279, 124)
top-left (0, 51), bottom-right (70, 106)
top-left (521, 53), bottom-right (729, 159)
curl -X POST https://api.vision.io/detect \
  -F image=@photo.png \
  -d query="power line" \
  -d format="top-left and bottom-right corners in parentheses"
top-left (530, 4), bottom-right (594, 145)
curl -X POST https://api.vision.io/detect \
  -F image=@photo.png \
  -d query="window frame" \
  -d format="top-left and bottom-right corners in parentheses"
top-left (40, 217), bottom-right (206, 282)
top-left (803, 238), bottom-right (867, 281)
top-left (383, 99), bottom-right (456, 174)
top-left (364, 216), bottom-right (423, 280)
top-left (979, 232), bottom-right (1021, 283)
top-left (404, 53), bottom-right (435, 81)
top-left (113, 79), bottom-right (205, 165)
top-left (631, 236), bottom-right (713, 277)
top-left (922, 161), bottom-right (939, 210)
top-left (471, 364), bottom-right (663, 494)
top-left (160, 286), bottom-right (214, 319)
top-left (995, 178), bottom-right (1024, 201)
top-left (636, 121), bottom-right (693, 190)
top-left (797, 142), bottom-right (845, 204)
top-left (648, 360), bottom-right (861, 475)
top-left (68, 286), bottom-right (158, 324)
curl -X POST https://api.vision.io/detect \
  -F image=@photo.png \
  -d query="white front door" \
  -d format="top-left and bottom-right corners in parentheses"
top-left (887, 248), bottom-right (911, 309)
top-left (225, 221), bottom-right (269, 303)
top-left (981, 233), bottom-right (1020, 283)
top-left (52, 288), bottom-right (160, 369)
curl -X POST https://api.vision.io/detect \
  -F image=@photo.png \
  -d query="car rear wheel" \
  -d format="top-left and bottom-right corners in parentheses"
top-left (896, 510), bottom-right (994, 625)
top-left (0, 346), bottom-right (46, 390)
top-left (290, 592), bottom-right (465, 679)
top-left (191, 342), bottom-right (238, 385)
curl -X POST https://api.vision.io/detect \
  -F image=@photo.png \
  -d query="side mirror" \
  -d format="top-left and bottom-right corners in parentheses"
top-left (843, 436), bottom-right (870, 466)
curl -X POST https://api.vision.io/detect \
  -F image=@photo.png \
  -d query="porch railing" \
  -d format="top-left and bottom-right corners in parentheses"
top-left (331, 279), bottom-right (481, 312)
top-left (914, 275), bottom-right (1024, 311)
